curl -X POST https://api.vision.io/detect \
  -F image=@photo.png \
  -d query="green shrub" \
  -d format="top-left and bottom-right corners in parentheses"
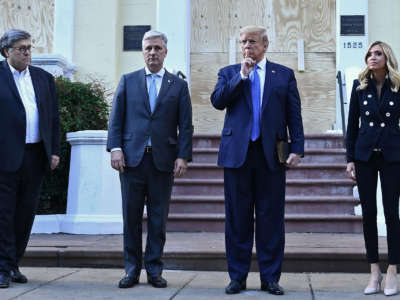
top-left (38, 77), bottom-right (110, 214)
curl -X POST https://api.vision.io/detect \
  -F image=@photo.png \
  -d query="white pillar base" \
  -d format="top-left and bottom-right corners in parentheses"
top-left (31, 214), bottom-right (64, 234)
top-left (59, 214), bottom-right (122, 234)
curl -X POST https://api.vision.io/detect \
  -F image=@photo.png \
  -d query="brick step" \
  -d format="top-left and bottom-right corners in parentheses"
top-left (185, 163), bottom-right (347, 179)
top-left (192, 148), bottom-right (347, 164)
top-left (172, 179), bottom-right (355, 196)
top-left (143, 213), bottom-right (362, 233)
top-left (193, 134), bottom-right (345, 150)
top-left (169, 195), bottom-right (359, 214)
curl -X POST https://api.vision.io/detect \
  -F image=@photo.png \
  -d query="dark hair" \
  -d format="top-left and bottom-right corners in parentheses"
top-left (0, 29), bottom-right (31, 58)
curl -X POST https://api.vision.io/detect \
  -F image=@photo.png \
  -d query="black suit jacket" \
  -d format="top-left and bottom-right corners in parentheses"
top-left (346, 79), bottom-right (400, 163)
top-left (107, 68), bottom-right (193, 172)
top-left (0, 60), bottom-right (60, 172)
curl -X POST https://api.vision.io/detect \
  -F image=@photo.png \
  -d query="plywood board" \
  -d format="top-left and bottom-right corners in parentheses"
top-left (191, 0), bottom-right (335, 53)
top-left (191, 52), bottom-right (335, 134)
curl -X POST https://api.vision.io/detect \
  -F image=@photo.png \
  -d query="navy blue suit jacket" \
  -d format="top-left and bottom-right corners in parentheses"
top-left (211, 60), bottom-right (304, 170)
top-left (107, 68), bottom-right (193, 172)
top-left (0, 60), bottom-right (60, 172)
top-left (346, 79), bottom-right (400, 163)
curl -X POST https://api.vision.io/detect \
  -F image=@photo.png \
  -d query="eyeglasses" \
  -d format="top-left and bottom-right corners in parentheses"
top-left (11, 46), bottom-right (34, 54)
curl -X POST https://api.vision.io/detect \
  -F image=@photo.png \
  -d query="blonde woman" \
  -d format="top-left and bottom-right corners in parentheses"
top-left (346, 41), bottom-right (400, 296)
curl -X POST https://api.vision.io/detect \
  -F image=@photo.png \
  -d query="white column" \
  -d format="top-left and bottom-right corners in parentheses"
top-left (157, 0), bottom-right (191, 85)
top-left (53, 0), bottom-right (75, 62)
top-left (60, 130), bottom-right (123, 234)
top-left (336, 0), bottom-right (368, 130)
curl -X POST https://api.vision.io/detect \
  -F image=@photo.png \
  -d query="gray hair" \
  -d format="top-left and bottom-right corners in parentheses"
top-left (240, 25), bottom-right (269, 45)
top-left (142, 30), bottom-right (168, 49)
top-left (0, 29), bottom-right (31, 58)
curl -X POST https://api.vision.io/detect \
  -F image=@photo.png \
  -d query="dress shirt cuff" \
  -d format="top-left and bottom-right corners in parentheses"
top-left (111, 147), bottom-right (122, 152)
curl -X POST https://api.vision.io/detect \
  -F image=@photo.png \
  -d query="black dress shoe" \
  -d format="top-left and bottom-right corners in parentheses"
top-left (118, 275), bottom-right (139, 288)
top-left (261, 281), bottom-right (284, 295)
top-left (10, 268), bottom-right (28, 283)
top-left (147, 275), bottom-right (167, 288)
top-left (0, 273), bottom-right (11, 288)
top-left (225, 280), bottom-right (246, 294)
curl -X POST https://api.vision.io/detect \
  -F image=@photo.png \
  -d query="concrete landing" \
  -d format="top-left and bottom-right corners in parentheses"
top-left (22, 233), bottom-right (389, 273)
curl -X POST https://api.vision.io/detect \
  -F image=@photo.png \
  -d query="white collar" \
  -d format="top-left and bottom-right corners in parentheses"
top-left (8, 61), bottom-right (29, 77)
top-left (145, 67), bottom-right (165, 77)
top-left (256, 57), bottom-right (267, 71)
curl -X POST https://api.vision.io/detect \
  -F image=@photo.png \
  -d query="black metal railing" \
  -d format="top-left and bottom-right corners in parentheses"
top-left (336, 71), bottom-right (346, 138)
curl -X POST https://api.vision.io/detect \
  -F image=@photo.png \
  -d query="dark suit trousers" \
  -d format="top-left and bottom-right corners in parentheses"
top-left (0, 143), bottom-right (46, 274)
top-left (355, 152), bottom-right (400, 265)
top-left (224, 140), bottom-right (286, 282)
top-left (119, 152), bottom-right (173, 277)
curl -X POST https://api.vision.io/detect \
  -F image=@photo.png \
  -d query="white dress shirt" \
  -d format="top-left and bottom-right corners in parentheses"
top-left (241, 56), bottom-right (266, 107)
top-left (8, 63), bottom-right (41, 143)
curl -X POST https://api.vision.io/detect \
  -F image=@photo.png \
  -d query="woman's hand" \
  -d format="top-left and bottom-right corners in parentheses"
top-left (346, 162), bottom-right (356, 181)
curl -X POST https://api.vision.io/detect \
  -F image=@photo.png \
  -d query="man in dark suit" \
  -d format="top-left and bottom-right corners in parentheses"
top-left (0, 29), bottom-right (60, 288)
top-left (107, 30), bottom-right (192, 289)
top-left (210, 25), bottom-right (304, 295)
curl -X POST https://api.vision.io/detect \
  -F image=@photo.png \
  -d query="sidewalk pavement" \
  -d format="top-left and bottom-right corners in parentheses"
top-left (1, 268), bottom-right (399, 300)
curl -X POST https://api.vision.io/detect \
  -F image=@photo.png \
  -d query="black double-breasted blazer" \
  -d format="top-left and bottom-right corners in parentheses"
top-left (346, 78), bottom-right (400, 163)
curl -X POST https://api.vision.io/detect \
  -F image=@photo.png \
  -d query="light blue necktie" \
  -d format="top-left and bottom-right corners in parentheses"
top-left (147, 74), bottom-right (159, 146)
top-left (250, 65), bottom-right (260, 141)
top-left (148, 74), bottom-right (158, 113)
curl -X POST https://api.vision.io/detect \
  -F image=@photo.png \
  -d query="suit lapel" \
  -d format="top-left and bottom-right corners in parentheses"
top-left (0, 60), bottom-right (24, 105)
top-left (29, 66), bottom-right (43, 109)
top-left (240, 65), bottom-right (252, 111)
top-left (152, 70), bottom-right (173, 115)
top-left (138, 68), bottom-right (151, 114)
top-left (261, 61), bottom-right (273, 113)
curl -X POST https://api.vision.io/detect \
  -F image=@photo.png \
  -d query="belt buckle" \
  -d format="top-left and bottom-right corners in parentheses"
top-left (145, 146), bottom-right (152, 153)
top-left (373, 148), bottom-right (382, 152)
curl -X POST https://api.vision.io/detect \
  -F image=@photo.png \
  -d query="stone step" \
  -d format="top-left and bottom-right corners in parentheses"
top-left (193, 134), bottom-right (221, 148)
top-left (143, 213), bottom-right (362, 233)
top-left (169, 195), bottom-right (359, 215)
top-left (172, 179), bottom-right (355, 196)
top-left (287, 164), bottom-right (348, 179)
top-left (23, 232), bottom-right (385, 272)
top-left (185, 163), bottom-right (348, 179)
top-left (303, 134), bottom-right (345, 149)
top-left (192, 134), bottom-right (345, 150)
top-left (192, 148), bottom-right (347, 164)
top-left (301, 149), bottom-right (347, 163)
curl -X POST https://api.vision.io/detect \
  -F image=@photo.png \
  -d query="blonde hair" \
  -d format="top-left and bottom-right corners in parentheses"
top-left (239, 25), bottom-right (269, 45)
top-left (357, 41), bottom-right (400, 92)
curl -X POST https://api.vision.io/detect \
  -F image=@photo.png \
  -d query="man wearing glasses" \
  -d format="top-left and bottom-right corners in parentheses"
top-left (0, 29), bottom-right (60, 288)
top-left (211, 25), bottom-right (304, 295)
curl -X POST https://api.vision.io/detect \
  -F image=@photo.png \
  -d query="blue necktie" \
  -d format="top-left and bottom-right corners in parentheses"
top-left (147, 74), bottom-right (158, 146)
top-left (250, 65), bottom-right (260, 141)
top-left (148, 74), bottom-right (158, 113)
